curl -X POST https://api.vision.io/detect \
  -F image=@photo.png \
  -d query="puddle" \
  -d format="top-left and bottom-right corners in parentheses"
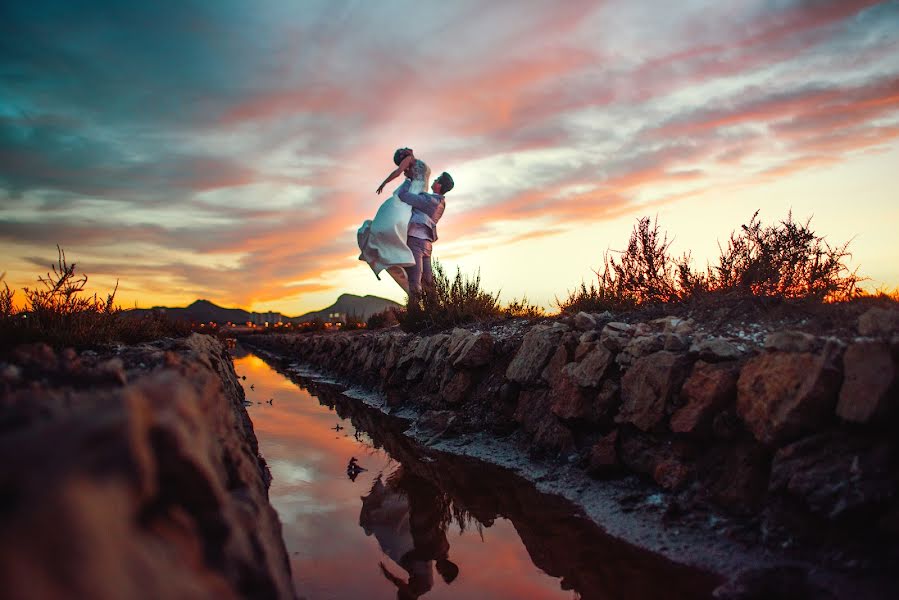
top-left (234, 350), bottom-right (720, 599)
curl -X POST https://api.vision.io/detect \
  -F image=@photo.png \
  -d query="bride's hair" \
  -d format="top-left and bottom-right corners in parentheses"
top-left (393, 147), bottom-right (413, 165)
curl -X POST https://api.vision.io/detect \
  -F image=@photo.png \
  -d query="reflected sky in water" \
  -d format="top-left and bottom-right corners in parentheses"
top-left (235, 353), bottom-right (575, 600)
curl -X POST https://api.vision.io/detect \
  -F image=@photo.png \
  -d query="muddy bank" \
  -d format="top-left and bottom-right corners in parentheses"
top-left (0, 334), bottom-right (294, 600)
top-left (241, 306), bottom-right (899, 598)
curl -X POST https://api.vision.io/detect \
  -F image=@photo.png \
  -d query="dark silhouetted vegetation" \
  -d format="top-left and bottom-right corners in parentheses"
top-left (396, 261), bottom-right (547, 332)
top-left (502, 297), bottom-right (545, 319)
top-left (366, 308), bottom-right (399, 330)
top-left (398, 261), bottom-right (501, 332)
top-left (1, 247), bottom-right (192, 350)
top-left (559, 211), bottom-right (863, 314)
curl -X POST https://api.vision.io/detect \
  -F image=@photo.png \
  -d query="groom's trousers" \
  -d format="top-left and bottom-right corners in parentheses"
top-left (405, 236), bottom-right (433, 295)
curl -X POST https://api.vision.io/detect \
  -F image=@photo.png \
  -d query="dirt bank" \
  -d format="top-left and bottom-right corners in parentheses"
top-left (0, 334), bottom-right (294, 600)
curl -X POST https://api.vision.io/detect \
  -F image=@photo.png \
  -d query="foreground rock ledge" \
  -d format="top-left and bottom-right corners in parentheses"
top-left (0, 334), bottom-right (294, 600)
top-left (242, 309), bottom-right (899, 594)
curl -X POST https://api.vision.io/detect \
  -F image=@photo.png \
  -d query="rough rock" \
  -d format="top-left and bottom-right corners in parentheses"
top-left (550, 370), bottom-right (597, 421)
top-left (858, 307), bottom-right (899, 337)
top-left (837, 340), bottom-right (898, 423)
top-left (513, 389), bottom-right (574, 455)
top-left (586, 430), bottom-right (622, 478)
top-left (448, 330), bottom-right (495, 369)
top-left (764, 330), bottom-right (817, 353)
top-left (600, 322), bottom-right (634, 352)
top-left (441, 370), bottom-right (473, 405)
top-left (653, 457), bottom-right (692, 491)
top-left (622, 334), bottom-right (665, 360)
top-left (769, 431), bottom-right (896, 520)
top-left (578, 331), bottom-right (600, 346)
top-left (651, 316), bottom-right (694, 335)
top-left (670, 361), bottom-right (738, 436)
top-left (416, 410), bottom-right (457, 438)
top-left (689, 336), bottom-right (745, 362)
top-left (574, 311), bottom-right (597, 331)
top-left (617, 351), bottom-right (692, 431)
top-left (540, 334), bottom-right (577, 388)
top-left (661, 333), bottom-right (690, 351)
top-left (618, 430), bottom-right (694, 484)
top-left (414, 333), bottom-right (449, 363)
top-left (702, 442), bottom-right (772, 515)
top-left (506, 325), bottom-right (567, 386)
top-left (736, 351), bottom-right (841, 445)
top-left (566, 345), bottom-right (614, 388)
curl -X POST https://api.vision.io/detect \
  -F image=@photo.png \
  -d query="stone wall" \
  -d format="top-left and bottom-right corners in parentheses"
top-left (243, 308), bottom-right (898, 544)
top-left (0, 334), bottom-right (295, 600)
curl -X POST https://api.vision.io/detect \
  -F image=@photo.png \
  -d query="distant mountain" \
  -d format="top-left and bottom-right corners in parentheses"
top-left (130, 299), bottom-right (254, 323)
top-left (291, 294), bottom-right (402, 322)
top-left (127, 295), bottom-right (400, 324)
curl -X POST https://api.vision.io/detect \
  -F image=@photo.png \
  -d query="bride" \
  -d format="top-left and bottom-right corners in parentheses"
top-left (357, 148), bottom-right (431, 292)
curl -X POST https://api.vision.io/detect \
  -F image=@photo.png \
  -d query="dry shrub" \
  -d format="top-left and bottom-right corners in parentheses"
top-left (1, 247), bottom-right (191, 350)
top-left (398, 260), bottom-right (501, 332)
top-left (705, 211), bottom-right (860, 301)
top-left (366, 309), bottom-right (399, 330)
top-left (502, 297), bottom-right (545, 319)
top-left (0, 273), bottom-right (14, 320)
top-left (559, 211), bottom-right (862, 313)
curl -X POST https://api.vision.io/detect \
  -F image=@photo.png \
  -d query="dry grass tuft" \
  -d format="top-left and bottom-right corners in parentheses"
top-left (1, 247), bottom-right (191, 350)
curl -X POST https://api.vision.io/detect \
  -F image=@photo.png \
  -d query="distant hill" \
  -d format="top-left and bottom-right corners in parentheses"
top-left (127, 295), bottom-right (400, 324)
top-left (291, 294), bottom-right (402, 323)
top-left (129, 299), bottom-right (254, 323)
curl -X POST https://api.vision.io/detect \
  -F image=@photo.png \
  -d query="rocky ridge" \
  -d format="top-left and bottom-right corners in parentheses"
top-left (242, 306), bottom-right (899, 597)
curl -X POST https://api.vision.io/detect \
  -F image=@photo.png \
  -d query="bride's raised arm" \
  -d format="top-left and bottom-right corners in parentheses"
top-left (376, 152), bottom-right (415, 195)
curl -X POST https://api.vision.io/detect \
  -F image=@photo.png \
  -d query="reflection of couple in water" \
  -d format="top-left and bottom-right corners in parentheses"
top-left (359, 466), bottom-right (459, 599)
top-left (358, 148), bottom-right (454, 297)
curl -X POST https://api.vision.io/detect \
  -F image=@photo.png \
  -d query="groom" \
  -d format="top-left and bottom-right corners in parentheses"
top-left (397, 171), bottom-right (454, 295)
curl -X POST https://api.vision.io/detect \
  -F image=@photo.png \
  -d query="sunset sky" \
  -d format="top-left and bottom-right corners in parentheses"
top-left (2, 0), bottom-right (898, 314)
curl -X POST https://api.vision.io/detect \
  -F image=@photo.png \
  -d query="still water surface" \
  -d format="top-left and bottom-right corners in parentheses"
top-left (234, 350), bottom-right (718, 600)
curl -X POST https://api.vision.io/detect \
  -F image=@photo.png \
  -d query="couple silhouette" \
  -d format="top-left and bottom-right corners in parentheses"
top-left (359, 466), bottom-right (460, 599)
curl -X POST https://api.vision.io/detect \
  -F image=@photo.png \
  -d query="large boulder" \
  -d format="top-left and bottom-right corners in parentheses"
top-left (616, 351), bottom-right (692, 431)
top-left (736, 351), bottom-right (841, 445)
top-left (670, 361), bottom-right (738, 436)
top-left (506, 324), bottom-right (568, 386)
top-left (769, 432), bottom-right (896, 520)
top-left (837, 340), bottom-right (898, 424)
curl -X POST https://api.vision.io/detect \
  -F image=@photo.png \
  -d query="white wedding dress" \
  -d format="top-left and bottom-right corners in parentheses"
top-left (358, 160), bottom-right (431, 292)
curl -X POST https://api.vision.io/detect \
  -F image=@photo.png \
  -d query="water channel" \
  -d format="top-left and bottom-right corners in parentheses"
top-left (233, 349), bottom-right (721, 599)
